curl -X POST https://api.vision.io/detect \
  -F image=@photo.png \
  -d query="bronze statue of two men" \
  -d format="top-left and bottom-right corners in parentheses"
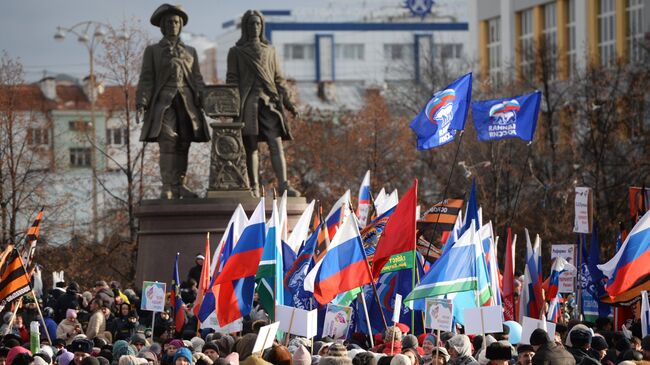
top-left (136, 4), bottom-right (300, 199)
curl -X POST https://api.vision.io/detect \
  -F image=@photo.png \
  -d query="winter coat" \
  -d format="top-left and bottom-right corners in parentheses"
top-left (95, 288), bottom-right (115, 308)
top-left (532, 342), bottom-right (576, 365)
top-left (112, 316), bottom-right (138, 341)
top-left (85, 310), bottom-right (106, 340)
top-left (567, 347), bottom-right (601, 365)
top-left (56, 318), bottom-right (82, 344)
top-left (40, 317), bottom-right (58, 343)
top-left (54, 289), bottom-right (80, 322)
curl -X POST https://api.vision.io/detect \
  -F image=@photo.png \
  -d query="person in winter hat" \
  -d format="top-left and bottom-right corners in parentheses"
top-left (173, 348), bottom-right (193, 365)
top-left (202, 343), bottom-right (220, 362)
top-left (529, 329), bottom-right (574, 365)
top-left (446, 335), bottom-right (478, 365)
top-left (264, 345), bottom-right (292, 365)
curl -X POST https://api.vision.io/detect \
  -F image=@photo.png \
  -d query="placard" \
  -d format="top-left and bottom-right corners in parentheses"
top-left (323, 304), bottom-right (353, 340)
top-left (520, 316), bottom-right (556, 345)
top-left (551, 244), bottom-right (577, 293)
top-left (425, 298), bottom-right (453, 331)
top-left (463, 306), bottom-right (503, 335)
top-left (392, 294), bottom-right (403, 323)
top-left (574, 187), bottom-right (593, 233)
top-left (252, 321), bottom-right (280, 354)
top-left (141, 281), bottom-right (166, 312)
top-left (275, 305), bottom-right (318, 338)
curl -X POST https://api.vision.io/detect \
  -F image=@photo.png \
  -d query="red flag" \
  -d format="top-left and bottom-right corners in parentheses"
top-left (371, 179), bottom-right (417, 278)
top-left (193, 233), bottom-right (211, 317)
top-left (502, 228), bottom-right (515, 321)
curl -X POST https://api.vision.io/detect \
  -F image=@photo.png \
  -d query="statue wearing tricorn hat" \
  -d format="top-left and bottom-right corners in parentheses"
top-left (136, 4), bottom-right (210, 199)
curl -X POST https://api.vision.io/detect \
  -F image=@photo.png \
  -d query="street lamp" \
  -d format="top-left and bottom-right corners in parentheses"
top-left (53, 21), bottom-right (126, 243)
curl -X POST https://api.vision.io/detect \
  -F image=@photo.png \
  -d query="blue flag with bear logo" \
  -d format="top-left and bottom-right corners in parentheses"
top-left (472, 91), bottom-right (542, 142)
top-left (410, 73), bottom-right (472, 150)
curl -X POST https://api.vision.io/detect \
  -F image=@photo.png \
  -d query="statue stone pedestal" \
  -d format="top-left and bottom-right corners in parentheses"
top-left (135, 197), bottom-right (307, 284)
top-left (207, 122), bottom-right (252, 198)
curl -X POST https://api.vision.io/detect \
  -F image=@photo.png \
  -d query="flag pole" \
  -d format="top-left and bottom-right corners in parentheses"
top-left (411, 179), bottom-right (418, 331)
top-left (424, 131), bottom-right (465, 260)
top-left (506, 142), bottom-right (533, 226)
top-left (358, 292), bottom-right (374, 347)
top-left (349, 202), bottom-right (389, 330)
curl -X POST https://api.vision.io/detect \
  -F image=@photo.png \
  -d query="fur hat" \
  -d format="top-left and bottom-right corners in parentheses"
top-left (485, 341), bottom-right (513, 360)
top-left (401, 335), bottom-right (418, 350)
top-left (191, 337), bottom-right (206, 352)
top-left (150, 4), bottom-right (189, 27)
top-left (264, 345), bottom-right (292, 365)
top-left (69, 339), bottom-right (93, 354)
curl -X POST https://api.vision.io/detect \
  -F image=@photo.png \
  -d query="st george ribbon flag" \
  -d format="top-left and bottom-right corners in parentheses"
top-left (410, 73), bottom-right (472, 150)
top-left (471, 91), bottom-right (542, 142)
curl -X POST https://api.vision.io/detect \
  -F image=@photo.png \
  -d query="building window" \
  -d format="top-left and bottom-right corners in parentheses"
top-left (27, 128), bottom-right (49, 146)
top-left (335, 44), bottom-right (364, 60)
top-left (519, 9), bottom-right (535, 79)
top-left (543, 2), bottom-right (557, 80)
top-left (384, 44), bottom-right (414, 61)
top-left (283, 44), bottom-right (315, 60)
top-left (106, 128), bottom-right (126, 145)
top-left (433, 43), bottom-right (463, 59)
top-left (627, 0), bottom-right (645, 63)
top-left (487, 17), bottom-right (502, 86)
top-left (69, 148), bottom-right (91, 168)
top-left (567, 0), bottom-right (577, 77)
top-left (69, 120), bottom-right (90, 132)
top-left (598, 0), bottom-right (617, 67)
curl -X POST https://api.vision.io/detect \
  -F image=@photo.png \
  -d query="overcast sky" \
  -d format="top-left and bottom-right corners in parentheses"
top-left (1, 0), bottom-right (318, 81)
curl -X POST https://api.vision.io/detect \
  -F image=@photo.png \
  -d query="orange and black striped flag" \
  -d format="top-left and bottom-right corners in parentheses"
top-left (417, 197), bottom-right (464, 232)
top-left (0, 249), bottom-right (31, 306)
top-left (313, 204), bottom-right (330, 263)
top-left (22, 208), bottom-right (44, 267)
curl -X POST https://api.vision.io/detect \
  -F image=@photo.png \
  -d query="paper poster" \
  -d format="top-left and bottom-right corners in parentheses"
top-left (252, 322), bottom-right (280, 354)
top-left (200, 311), bottom-right (243, 333)
top-left (323, 304), bottom-right (353, 340)
top-left (574, 187), bottom-right (592, 233)
top-left (551, 244), bottom-right (576, 293)
top-left (520, 316), bottom-right (556, 345)
top-left (463, 306), bottom-right (503, 335)
top-left (392, 294), bottom-right (402, 323)
top-left (141, 281), bottom-right (166, 312)
top-left (275, 305), bottom-right (318, 338)
top-left (425, 298), bottom-right (453, 331)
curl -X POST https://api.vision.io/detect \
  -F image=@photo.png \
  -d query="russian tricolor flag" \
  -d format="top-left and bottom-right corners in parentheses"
top-left (304, 214), bottom-right (373, 305)
top-left (543, 257), bottom-right (575, 302)
top-left (598, 210), bottom-right (650, 299)
top-left (357, 171), bottom-right (371, 228)
top-left (170, 253), bottom-right (186, 333)
top-left (325, 191), bottom-right (351, 239)
top-left (214, 199), bottom-right (266, 325)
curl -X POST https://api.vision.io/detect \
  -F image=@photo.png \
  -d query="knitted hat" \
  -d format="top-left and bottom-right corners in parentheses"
top-left (388, 355), bottom-right (409, 365)
top-left (350, 352), bottom-right (375, 365)
top-left (131, 334), bottom-right (147, 346)
top-left (191, 337), bottom-right (206, 353)
top-left (401, 335), bottom-right (418, 350)
top-left (591, 336), bottom-right (608, 351)
top-left (118, 355), bottom-right (148, 365)
top-left (292, 345), bottom-right (311, 365)
top-left (173, 348), bottom-right (193, 364)
top-left (113, 340), bottom-right (136, 359)
top-left (430, 348), bottom-right (449, 362)
top-left (203, 343), bottom-right (220, 354)
top-left (66, 309), bottom-right (77, 319)
top-left (319, 357), bottom-right (352, 365)
top-left (169, 340), bottom-right (185, 349)
top-left (529, 329), bottom-right (549, 346)
top-left (224, 352), bottom-right (239, 365)
top-left (327, 344), bottom-right (347, 358)
top-left (57, 351), bottom-right (74, 365)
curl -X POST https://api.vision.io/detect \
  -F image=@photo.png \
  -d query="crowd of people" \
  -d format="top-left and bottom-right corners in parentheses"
top-left (1, 275), bottom-right (650, 365)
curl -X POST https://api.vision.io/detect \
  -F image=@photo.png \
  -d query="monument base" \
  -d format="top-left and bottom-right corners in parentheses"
top-left (135, 197), bottom-right (308, 285)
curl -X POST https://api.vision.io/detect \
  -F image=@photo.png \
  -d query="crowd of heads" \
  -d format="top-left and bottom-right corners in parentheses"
top-left (2, 272), bottom-right (650, 365)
